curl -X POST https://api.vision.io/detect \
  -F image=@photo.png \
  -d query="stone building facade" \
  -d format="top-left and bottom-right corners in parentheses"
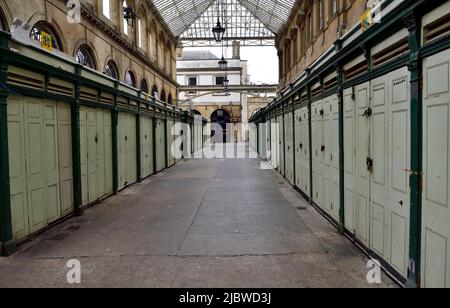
top-left (277, 0), bottom-right (368, 89)
top-left (177, 50), bottom-right (249, 142)
top-left (0, 0), bottom-right (178, 103)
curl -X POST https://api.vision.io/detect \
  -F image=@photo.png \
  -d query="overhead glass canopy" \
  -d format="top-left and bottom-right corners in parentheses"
top-left (150, 0), bottom-right (297, 46)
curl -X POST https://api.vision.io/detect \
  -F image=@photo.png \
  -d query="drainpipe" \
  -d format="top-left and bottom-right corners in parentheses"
top-left (0, 31), bottom-right (15, 256)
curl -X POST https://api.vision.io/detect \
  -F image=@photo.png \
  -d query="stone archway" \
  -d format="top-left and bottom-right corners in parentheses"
top-left (210, 109), bottom-right (231, 143)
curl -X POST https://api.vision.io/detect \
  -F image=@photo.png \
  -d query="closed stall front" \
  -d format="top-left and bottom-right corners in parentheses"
top-left (295, 107), bottom-right (310, 197)
top-left (284, 111), bottom-right (294, 185)
top-left (278, 115), bottom-right (285, 176)
top-left (118, 112), bottom-right (137, 190)
top-left (140, 114), bottom-right (154, 179)
top-left (174, 119), bottom-right (182, 162)
top-left (8, 95), bottom-right (73, 240)
top-left (167, 117), bottom-right (175, 167)
top-left (344, 66), bottom-right (411, 278)
top-left (155, 117), bottom-right (166, 172)
top-left (421, 47), bottom-right (450, 288)
top-left (265, 118), bottom-right (271, 160)
top-left (80, 106), bottom-right (113, 206)
top-left (311, 100), bottom-right (324, 208)
top-left (270, 118), bottom-right (279, 169)
top-left (322, 94), bottom-right (340, 220)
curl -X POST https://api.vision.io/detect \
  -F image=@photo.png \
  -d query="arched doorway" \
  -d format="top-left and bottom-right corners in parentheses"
top-left (210, 109), bottom-right (230, 143)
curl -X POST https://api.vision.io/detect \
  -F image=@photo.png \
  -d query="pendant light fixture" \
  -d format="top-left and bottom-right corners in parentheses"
top-left (212, 0), bottom-right (226, 42)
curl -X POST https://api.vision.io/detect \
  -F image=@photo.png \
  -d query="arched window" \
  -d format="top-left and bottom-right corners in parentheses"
top-left (141, 79), bottom-right (149, 93)
top-left (168, 94), bottom-right (173, 105)
top-left (149, 22), bottom-right (157, 60)
top-left (102, 0), bottom-right (110, 19)
top-left (105, 60), bottom-right (119, 79)
top-left (160, 89), bottom-right (166, 102)
top-left (30, 21), bottom-right (63, 51)
top-left (123, 1), bottom-right (128, 35)
top-left (137, 7), bottom-right (147, 50)
top-left (158, 33), bottom-right (165, 67)
top-left (0, 8), bottom-right (7, 31)
top-left (152, 85), bottom-right (158, 98)
top-left (75, 45), bottom-right (96, 69)
top-left (125, 70), bottom-right (136, 87)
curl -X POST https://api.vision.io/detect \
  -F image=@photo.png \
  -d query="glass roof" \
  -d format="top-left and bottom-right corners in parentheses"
top-left (151, 0), bottom-right (296, 45)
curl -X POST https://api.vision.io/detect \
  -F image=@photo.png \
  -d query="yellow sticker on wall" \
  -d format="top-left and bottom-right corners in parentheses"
top-left (41, 31), bottom-right (53, 51)
top-left (361, 10), bottom-right (373, 32)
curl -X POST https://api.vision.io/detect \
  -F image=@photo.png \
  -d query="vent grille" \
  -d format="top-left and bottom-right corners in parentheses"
top-left (7, 66), bottom-right (44, 91)
top-left (80, 87), bottom-right (98, 102)
top-left (311, 85), bottom-right (322, 97)
top-left (324, 77), bottom-right (338, 90)
top-left (48, 79), bottom-right (74, 97)
top-left (117, 97), bottom-right (129, 108)
top-left (372, 38), bottom-right (409, 67)
top-left (99, 92), bottom-right (114, 105)
top-left (344, 60), bottom-right (368, 81)
top-left (424, 13), bottom-right (450, 45)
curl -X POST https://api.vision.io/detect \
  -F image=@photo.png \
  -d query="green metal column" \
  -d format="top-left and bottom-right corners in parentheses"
top-left (256, 119), bottom-right (260, 155)
top-left (0, 31), bottom-right (15, 256)
top-left (112, 83), bottom-right (119, 193)
top-left (307, 87), bottom-right (313, 204)
top-left (164, 117), bottom-right (168, 169)
top-left (283, 103), bottom-right (286, 178)
top-left (152, 112), bottom-right (157, 174)
top-left (337, 65), bottom-right (345, 234)
top-left (292, 97), bottom-right (297, 187)
top-left (136, 110), bottom-right (142, 182)
top-left (405, 12), bottom-right (423, 289)
top-left (72, 65), bottom-right (83, 216)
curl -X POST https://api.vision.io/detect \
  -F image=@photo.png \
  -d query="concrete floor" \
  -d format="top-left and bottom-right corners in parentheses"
top-left (0, 146), bottom-right (397, 288)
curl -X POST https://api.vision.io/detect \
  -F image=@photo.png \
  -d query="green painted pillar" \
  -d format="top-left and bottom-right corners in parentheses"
top-left (0, 32), bottom-right (16, 256)
top-left (112, 84), bottom-right (119, 193)
top-left (164, 117), bottom-right (168, 169)
top-left (136, 110), bottom-right (142, 182)
top-left (292, 97), bottom-right (297, 187)
top-left (405, 12), bottom-right (423, 289)
top-left (307, 87), bottom-right (313, 205)
top-left (256, 119), bottom-right (260, 155)
top-left (72, 65), bottom-right (83, 216)
top-left (283, 104), bottom-right (286, 178)
top-left (337, 66), bottom-right (345, 234)
top-left (152, 112), bottom-right (157, 174)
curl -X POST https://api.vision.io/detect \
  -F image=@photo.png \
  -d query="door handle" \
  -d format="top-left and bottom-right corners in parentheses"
top-left (399, 200), bottom-right (404, 206)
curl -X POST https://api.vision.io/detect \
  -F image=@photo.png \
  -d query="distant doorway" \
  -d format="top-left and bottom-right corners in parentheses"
top-left (211, 109), bottom-right (230, 143)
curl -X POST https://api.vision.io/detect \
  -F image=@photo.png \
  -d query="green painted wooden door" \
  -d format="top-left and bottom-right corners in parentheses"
top-left (7, 96), bottom-right (72, 240)
top-left (155, 118), bottom-right (165, 172)
top-left (167, 118), bottom-right (175, 166)
top-left (140, 116), bottom-right (153, 178)
top-left (284, 112), bottom-right (294, 185)
top-left (118, 112), bottom-right (137, 190)
top-left (80, 107), bottom-right (113, 205)
top-left (422, 49), bottom-right (450, 288)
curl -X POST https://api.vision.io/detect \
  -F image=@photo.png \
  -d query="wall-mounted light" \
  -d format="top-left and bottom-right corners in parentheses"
top-left (123, 6), bottom-right (137, 27)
